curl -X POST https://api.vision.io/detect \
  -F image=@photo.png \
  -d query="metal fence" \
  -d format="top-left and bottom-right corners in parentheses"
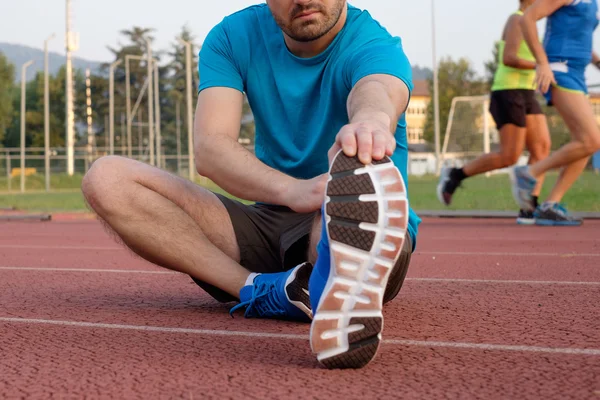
top-left (0, 146), bottom-right (194, 193)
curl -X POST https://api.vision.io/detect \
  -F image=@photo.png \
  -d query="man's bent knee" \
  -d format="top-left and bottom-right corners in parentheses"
top-left (82, 156), bottom-right (134, 214)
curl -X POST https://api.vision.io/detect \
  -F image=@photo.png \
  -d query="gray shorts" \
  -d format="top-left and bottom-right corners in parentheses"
top-left (192, 194), bottom-right (412, 304)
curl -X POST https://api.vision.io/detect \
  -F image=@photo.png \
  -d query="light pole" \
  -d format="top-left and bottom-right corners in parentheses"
top-left (44, 33), bottom-right (55, 192)
top-left (85, 68), bottom-right (93, 168)
top-left (154, 61), bottom-right (162, 168)
top-left (432, 0), bottom-right (441, 175)
top-left (145, 38), bottom-right (155, 166)
top-left (178, 37), bottom-right (194, 181)
top-left (109, 59), bottom-right (122, 155)
top-left (176, 99), bottom-right (182, 176)
top-left (125, 55), bottom-right (133, 158)
top-left (20, 60), bottom-right (34, 193)
top-left (65, 0), bottom-right (79, 176)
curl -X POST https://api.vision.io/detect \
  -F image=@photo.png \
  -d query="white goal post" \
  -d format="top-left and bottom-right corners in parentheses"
top-left (437, 95), bottom-right (498, 175)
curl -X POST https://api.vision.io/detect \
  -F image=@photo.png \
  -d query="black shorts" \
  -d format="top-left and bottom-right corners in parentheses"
top-left (489, 89), bottom-right (543, 130)
top-left (192, 194), bottom-right (413, 304)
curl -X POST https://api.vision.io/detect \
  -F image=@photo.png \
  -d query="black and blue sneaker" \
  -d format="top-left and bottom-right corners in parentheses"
top-left (436, 167), bottom-right (462, 206)
top-left (511, 166), bottom-right (537, 211)
top-left (230, 262), bottom-right (313, 322)
top-left (309, 150), bottom-right (408, 369)
top-left (516, 209), bottom-right (535, 225)
top-left (534, 203), bottom-right (583, 226)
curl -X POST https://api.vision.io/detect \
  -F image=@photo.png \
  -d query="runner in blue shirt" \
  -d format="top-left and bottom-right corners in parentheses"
top-left (512, 0), bottom-right (600, 225)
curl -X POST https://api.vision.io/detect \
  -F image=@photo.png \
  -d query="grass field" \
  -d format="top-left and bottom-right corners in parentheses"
top-left (409, 171), bottom-right (600, 212)
top-left (0, 171), bottom-right (598, 213)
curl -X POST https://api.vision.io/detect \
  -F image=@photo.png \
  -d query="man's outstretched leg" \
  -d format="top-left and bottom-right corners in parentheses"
top-left (309, 151), bottom-right (410, 369)
top-left (82, 156), bottom-right (311, 320)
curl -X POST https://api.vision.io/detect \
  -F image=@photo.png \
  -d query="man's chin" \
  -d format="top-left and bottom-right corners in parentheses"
top-left (288, 27), bottom-right (326, 42)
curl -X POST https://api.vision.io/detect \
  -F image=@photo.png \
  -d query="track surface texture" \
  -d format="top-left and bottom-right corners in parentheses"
top-left (1, 217), bottom-right (599, 399)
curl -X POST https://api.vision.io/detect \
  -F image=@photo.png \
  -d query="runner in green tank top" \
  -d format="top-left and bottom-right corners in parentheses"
top-left (437, 0), bottom-right (551, 225)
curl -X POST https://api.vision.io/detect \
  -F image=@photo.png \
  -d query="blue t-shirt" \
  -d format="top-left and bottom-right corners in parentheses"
top-left (544, 0), bottom-right (599, 63)
top-left (198, 3), bottom-right (420, 248)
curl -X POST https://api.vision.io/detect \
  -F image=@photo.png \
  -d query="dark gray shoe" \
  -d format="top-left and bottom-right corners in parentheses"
top-left (534, 204), bottom-right (583, 226)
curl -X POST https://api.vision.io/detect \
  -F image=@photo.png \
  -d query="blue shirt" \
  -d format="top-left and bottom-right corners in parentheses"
top-left (198, 3), bottom-right (420, 248)
top-left (544, 0), bottom-right (599, 62)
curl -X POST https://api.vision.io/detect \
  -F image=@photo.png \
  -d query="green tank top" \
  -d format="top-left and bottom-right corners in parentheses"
top-left (491, 11), bottom-right (536, 91)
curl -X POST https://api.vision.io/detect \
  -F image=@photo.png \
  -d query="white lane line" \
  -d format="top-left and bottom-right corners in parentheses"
top-left (2, 245), bottom-right (599, 257)
top-left (1, 267), bottom-right (599, 285)
top-left (426, 237), bottom-right (600, 243)
top-left (418, 251), bottom-right (600, 257)
top-left (0, 245), bottom-right (123, 251)
top-left (407, 278), bottom-right (600, 286)
top-left (1, 317), bottom-right (599, 357)
top-left (0, 317), bottom-right (308, 340)
top-left (383, 339), bottom-right (600, 356)
top-left (0, 267), bottom-right (176, 274)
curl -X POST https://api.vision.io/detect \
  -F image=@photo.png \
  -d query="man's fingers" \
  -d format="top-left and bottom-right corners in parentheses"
top-left (385, 134), bottom-right (396, 156)
top-left (335, 123), bottom-right (395, 165)
top-left (372, 130), bottom-right (388, 160)
top-left (356, 127), bottom-right (373, 165)
top-left (338, 127), bottom-right (357, 157)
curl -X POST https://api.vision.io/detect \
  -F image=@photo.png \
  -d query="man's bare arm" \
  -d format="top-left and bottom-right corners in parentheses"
top-left (333, 74), bottom-right (409, 164)
top-left (194, 87), bottom-right (325, 212)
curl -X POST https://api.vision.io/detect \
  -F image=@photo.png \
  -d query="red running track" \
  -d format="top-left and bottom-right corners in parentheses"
top-left (1, 217), bottom-right (599, 399)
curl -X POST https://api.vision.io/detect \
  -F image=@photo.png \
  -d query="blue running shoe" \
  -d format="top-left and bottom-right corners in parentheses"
top-left (309, 150), bottom-right (409, 369)
top-left (230, 262), bottom-right (313, 322)
top-left (534, 203), bottom-right (583, 226)
top-left (511, 166), bottom-right (537, 211)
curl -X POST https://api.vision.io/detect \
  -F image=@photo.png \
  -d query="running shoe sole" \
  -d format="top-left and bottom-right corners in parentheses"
top-left (310, 151), bottom-right (408, 369)
top-left (535, 219), bottom-right (583, 227)
top-left (516, 217), bottom-right (535, 225)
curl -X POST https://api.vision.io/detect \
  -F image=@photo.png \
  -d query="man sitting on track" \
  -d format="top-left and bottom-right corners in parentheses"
top-left (437, 0), bottom-right (551, 225)
top-left (82, 0), bottom-right (420, 369)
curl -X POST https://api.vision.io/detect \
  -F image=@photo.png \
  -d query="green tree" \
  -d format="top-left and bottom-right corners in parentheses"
top-left (163, 25), bottom-right (198, 159)
top-left (0, 52), bottom-right (15, 145)
top-left (3, 66), bottom-right (85, 151)
top-left (484, 41), bottom-right (501, 89)
top-left (105, 26), bottom-right (156, 154)
top-left (423, 57), bottom-right (487, 148)
top-left (165, 25), bottom-right (255, 155)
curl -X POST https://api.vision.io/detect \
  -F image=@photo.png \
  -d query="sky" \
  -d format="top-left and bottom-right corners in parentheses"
top-left (3, 0), bottom-right (600, 83)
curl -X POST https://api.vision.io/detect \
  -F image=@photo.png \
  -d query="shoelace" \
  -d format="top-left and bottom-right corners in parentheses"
top-left (229, 281), bottom-right (285, 318)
